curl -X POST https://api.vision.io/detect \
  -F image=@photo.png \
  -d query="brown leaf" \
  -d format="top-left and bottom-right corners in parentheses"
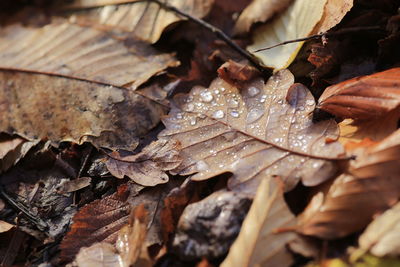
top-left (105, 139), bottom-right (181, 186)
top-left (297, 129), bottom-right (400, 239)
top-left (0, 221), bottom-right (14, 234)
top-left (160, 69), bottom-right (344, 194)
top-left (0, 134), bottom-right (38, 173)
top-left (311, 0), bottom-right (354, 34)
top-left (57, 177), bottom-right (92, 194)
top-left (64, 0), bottom-right (214, 43)
top-left (317, 68), bottom-right (400, 120)
top-left (233, 0), bottom-right (293, 35)
top-left (221, 178), bottom-right (297, 267)
top-left (358, 201), bottom-right (400, 257)
top-left (0, 23), bottom-right (179, 90)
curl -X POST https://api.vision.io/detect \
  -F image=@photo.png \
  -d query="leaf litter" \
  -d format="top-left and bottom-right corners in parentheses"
top-left (0, 0), bottom-right (400, 266)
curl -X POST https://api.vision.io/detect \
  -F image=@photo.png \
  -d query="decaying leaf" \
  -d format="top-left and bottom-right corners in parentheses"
top-left (0, 23), bottom-right (179, 90)
top-left (0, 134), bottom-right (38, 173)
top-left (247, 0), bottom-right (328, 70)
top-left (359, 202), bottom-right (400, 257)
top-left (161, 67), bottom-right (344, 194)
top-left (312, 0), bottom-right (353, 34)
top-left (75, 243), bottom-right (123, 267)
top-left (105, 139), bottom-right (181, 186)
top-left (0, 221), bottom-right (14, 233)
top-left (317, 68), bottom-right (400, 120)
top-left (64, 0), bottom-right (214, 43)
top-left (233, 0), bottom-right (293, 35)
top-left (297, 129), bottom-right (400, 239)
top-left (221, 178), bottom-right (297, 267)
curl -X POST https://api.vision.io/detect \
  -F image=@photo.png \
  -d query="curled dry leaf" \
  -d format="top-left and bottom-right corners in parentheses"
top-left (359, 202), bottom-right (400, 257)
top-left (247, 0), bottom-right (327, 70)
top-left (161, 68), bottom-right (344, 194)
top-left (233, 0), bottom-right (293, 35)
top-left (105, 139), bottom-right (181, 186)
top-left (312, 0), bottom-right (354, 34)
top-left (297, 129), bottom-right (400, 239)
top-left (221, 178), bottom-right (297, 267)
top-left (317, 68), bottom-right (400, 120)
top-left (64, 0), bottom-right (214, 43)
top-left (0, 134), bottom-right (38, 173)
top-left (0, 23), bottom-right (179, 90)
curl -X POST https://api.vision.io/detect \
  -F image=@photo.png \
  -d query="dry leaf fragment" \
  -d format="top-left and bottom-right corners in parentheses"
top-left (312, 0), bottom-right (354, 34)
top-left (0, 221), bottom-right (14, 233)
top-left (161, 69), bottom-right (344, 194)
top-left (359, 202), bottom-right (400, 257)
top-left (64, 0), bottom-right (214, 43)
top-left (317, 68), bottom-right (400, 120)
top-left (221, 178), bottom-right (297, 267)
top-left (233, 0), bottom-right (293, 35)
top-left (0, 23), bottom-right (178, 90)
top-left (297, 129), bottom-right (400, 239)
top-left (105, 139), bottom-right (181, 186)
top-left (75, 243), bottom-right (123, 267)
top-left (247, 0), bottom-right (328, 70)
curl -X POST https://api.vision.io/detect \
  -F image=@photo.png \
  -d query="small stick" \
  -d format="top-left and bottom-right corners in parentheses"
top-left (252, 26), bottom-right (383, 53)
top-left (147, 0), bottom-right (269, 76)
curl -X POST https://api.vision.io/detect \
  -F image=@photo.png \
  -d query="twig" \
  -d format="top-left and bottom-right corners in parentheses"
top-left (252, 26), bottom-right (383, 53)
top-left (0, 185), bottom-right (48, 231)
top-left (147, 0), bottom-right (269, 76)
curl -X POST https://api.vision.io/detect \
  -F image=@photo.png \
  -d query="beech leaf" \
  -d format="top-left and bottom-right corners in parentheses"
top-left (297, 129), bottom-right (400, 239)
top-left (247, 0), bottom-right (328, 70)
top-left (221, 178), bottom-right (297, 267)
top-left (311, 0), bottom-right (354, 34)
top-left (64, 0), bottom-right (214, 43)
top-left (160, 67), bottom-right (344, 194)
top-left (317, 68), bottom-right (400, 120)
top-left (359, 202), bottom-right (400, 257)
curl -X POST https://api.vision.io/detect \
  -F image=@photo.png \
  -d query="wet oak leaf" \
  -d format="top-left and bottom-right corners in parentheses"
top-left (0, 71), bottom-right (164, 150)
top-left (160, 68), bottom-right (344, 194)
top-left (105, 139), bottom-right (181, 186)
top-left (0, 23), bottom-right (179, 90)
top-left (297, 129), bottom-right (400, 239)
top-left (221, 178), bottom-right (297, 267)
top-left (63, 0), bottom-right (214, 44)
top-left (317, 68), bottom-right (400, 120)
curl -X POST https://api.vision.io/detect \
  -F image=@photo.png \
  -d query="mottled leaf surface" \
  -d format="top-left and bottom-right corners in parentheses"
top-left (0, 71), bottom-right (164, 150)
top-left (318, 68), bottom-right (400, 120)
top-left (298, 130), bottom-right (400, 239)
top-left (64, 0), bottom-right (214, 43)
top-left (221, 178), bottom-right (296, 267)
top-left (0, 23), bottom-right (178, 90)
top-left (161, 69), bottom-right (344, 194)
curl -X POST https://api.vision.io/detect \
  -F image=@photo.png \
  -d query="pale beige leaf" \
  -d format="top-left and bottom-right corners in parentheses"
top-left (0, 23), bottom-right (179, 90)
top-left (312, 0), bottom-right (353, 34)
top-left (0, 220), bottom-right (14, 233)
top-left (75, 243), bottom-right (123, 267)
top-left (221, 178), bottom-right (296, 267)
top-left (105, 139), bottom-right (181, 186)
top-left (0, 134), bottom-right (39, 173)
top-left (248, 0), bottom-right (327, 70)
top-left (160, 68), bottom-right (344, 194)
top-left (297, 129), bottom-right (400, 239)
top-left (234, 0), bottom-right (293, 35)
top-left (359, 202), bottom-right (400, 257)
top-left (65, 0), bottom-right (214, 43)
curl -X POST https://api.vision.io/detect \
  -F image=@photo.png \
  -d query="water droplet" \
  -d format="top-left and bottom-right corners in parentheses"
top-left (291, 117), bottom-right (296, 123)
top-left (200, 91), bottom-right (213, 102)
top-left (214, 89), bottom-right (220, 94)
top-left (220, 87), bottom-right (226, 92)
top-left (298, 106), bottom-right (305, 111)
top-left (230, 110), bottom-right (240, 118)
top-left (277, 99), bottom-right (284, 105)
top-left (227, 98), bottom-right (239, 108)
top-left (186, 103), bottom-right (194, 111)
top-left (190, 117), bottom-right (197, 125)
top-left (212, 110), bottom-right (225, 119)
top-left (298, 135), bottom-right (304, 140)
top-left (196, 160), bottom-right (209, 171)
top-left (246, 109), bottom-right (264, 123)
top-left (176, 113), bottom-right (183, 119)
top-left (306, 99), bottom-right (315, 106)
top-left (260, 95), bottom-right (267, 103)
top-left (248, 86), bottom-right (260, 97)
top-left (312, 162), bottom-right (320, 168)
